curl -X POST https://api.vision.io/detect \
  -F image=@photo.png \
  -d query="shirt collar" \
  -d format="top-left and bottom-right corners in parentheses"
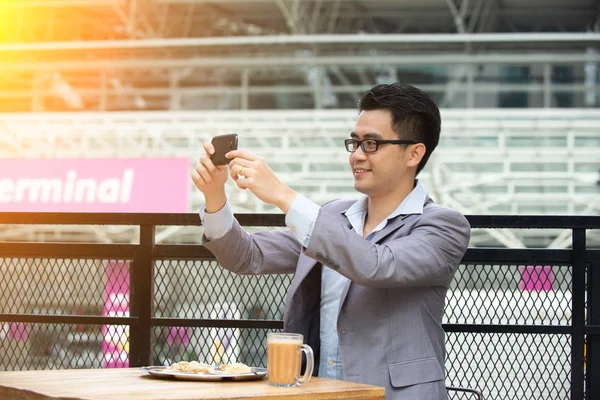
top-left (343, 180), bottom-right (427, 234)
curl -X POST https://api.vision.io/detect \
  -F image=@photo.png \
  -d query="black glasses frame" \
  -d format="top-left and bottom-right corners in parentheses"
top-left (344, 138), bottom-right (419, 153)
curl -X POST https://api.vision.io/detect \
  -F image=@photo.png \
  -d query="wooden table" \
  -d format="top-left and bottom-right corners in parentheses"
top-left (0, 368), bottom-right (385, 400)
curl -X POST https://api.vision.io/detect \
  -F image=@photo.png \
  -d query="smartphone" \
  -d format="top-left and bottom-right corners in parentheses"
top-left (210, 133), bottom-right (238, 165)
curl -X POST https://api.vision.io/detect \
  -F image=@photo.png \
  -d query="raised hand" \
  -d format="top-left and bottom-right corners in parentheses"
top-left (191, 141), bottom-right (230, 212)
top-left (227, 149), bottom-right (297, 213)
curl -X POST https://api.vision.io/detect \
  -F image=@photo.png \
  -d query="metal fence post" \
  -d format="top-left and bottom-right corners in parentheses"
top-left (129, 224), bottom-right (155, 367)
top-left (587, 260), bottom-right (600, 400)
top-left (572, 228), bottom-right (586, 399)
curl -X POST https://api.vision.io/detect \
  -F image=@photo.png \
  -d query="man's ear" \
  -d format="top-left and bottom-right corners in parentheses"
top-left (406, 143), bottom-right (426, 168)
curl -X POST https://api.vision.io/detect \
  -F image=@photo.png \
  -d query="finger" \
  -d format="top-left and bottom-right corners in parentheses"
top-left (230, 168), bottom-right (238, 181)
top-left (226, 149), bottom-right (259, 162)
top-left (199, 166), bottom-right (213, 184)
top-left (191, 168), bottom-right (202, 186)
top-left (192, 160), bottom-right (206, 179)
top-left (191, 167), bottom-right (209, 187)
top-left (228, 158), bottom-right (253, 173)
top-left (203, 141), bottom-right (215, 155)
top-left (200, 154), bottom-right (218, 175)
top-left (215, 164), bottom-right (229, 173)
top-left (228, 160), bottom-right (244, 174)
top-left (196, 157), bottom-right (215, 183)
top-left (235, 176), bottom-right (251, 190)
top-left (229, 164), bottom-right (246, 180)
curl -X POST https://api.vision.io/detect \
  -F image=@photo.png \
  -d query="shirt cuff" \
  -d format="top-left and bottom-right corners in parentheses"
top-left (199, 201), bottom-right (234, 241)
top-left (285, 193), bottom-right (321, 247)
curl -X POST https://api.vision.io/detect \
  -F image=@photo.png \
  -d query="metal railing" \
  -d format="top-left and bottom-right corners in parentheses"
top-left (0, 212), bottom-right (599, 400)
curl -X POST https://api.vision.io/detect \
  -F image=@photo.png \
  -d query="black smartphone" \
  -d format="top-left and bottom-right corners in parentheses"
top-left (210, 133), bottom-right (238, 165)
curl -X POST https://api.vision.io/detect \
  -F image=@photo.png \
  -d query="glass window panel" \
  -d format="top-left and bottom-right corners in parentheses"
top-left (574, 163), bottom-right (600, 172)
top-left (574, 137), bottom-right (600, 146)
top-left (471, 185), bottom-right (509, 194)
top-left (511, 163), bottom-right (568, 172)
top-left (446, 163), bottom-right (504, 173)
top-left (514, 186), bottom-right (568, 193)
top-left (575, 185), bottom-right (599, 193)
top-left (440, 136), bottom-right (498, 147)
top-left (309, 163), bottom-right (346, 172)
top-left (506, 137), bottom-right (567, 147)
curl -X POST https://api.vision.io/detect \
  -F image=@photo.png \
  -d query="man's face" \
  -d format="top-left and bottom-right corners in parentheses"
top-left (349, 109), bottom-right (413, 197)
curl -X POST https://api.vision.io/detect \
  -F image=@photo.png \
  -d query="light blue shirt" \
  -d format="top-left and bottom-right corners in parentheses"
top-left (200, 180), bottom-right (428, 380)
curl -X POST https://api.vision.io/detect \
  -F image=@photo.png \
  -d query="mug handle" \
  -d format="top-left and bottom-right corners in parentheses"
top-left (296, 344), bottom-right (314, 385)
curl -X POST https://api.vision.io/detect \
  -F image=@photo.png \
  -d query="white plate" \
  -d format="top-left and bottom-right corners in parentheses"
top-left (141, 366), bottom-right (268, 382)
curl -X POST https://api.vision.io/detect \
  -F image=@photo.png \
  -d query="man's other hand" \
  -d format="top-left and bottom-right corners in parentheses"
top-left (227, 149), bottom-right (297, 213)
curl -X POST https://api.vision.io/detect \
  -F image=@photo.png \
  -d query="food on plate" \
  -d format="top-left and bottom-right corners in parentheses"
top-left (168, 361), bottom-right (215, 374)
top-left (165, 360), bottom-right (253, 375)
top-left (219, 362), bottom-right (252, 374)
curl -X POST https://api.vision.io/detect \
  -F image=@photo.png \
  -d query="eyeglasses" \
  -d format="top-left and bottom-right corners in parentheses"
top-left (344, 138), bottom-right (418, 153)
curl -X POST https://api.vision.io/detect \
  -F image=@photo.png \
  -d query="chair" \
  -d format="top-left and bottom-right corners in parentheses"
top-left (446, 386), bottom-right (483, 399)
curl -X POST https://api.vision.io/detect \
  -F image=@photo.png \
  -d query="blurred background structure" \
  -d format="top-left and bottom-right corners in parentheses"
top-left (1, 3), bottom-right (600, 399)
top-left (0, 0), bottom-right (599, 246)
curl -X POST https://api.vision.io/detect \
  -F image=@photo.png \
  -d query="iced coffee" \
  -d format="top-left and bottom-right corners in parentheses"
top-left (267, 332), bottom-right (313, 387)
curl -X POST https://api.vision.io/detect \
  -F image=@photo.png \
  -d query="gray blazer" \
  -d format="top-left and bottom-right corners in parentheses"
top-left (202, 196), bottom-right (470, 400)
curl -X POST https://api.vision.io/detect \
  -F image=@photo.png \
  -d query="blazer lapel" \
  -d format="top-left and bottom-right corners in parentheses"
top-left (370, 214), bottom-right (411, 243)
top-left (369, 195), bottom-right (432, 243)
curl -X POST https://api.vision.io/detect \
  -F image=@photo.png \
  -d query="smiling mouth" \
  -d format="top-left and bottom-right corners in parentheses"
top-left (353, 169), bottom-right (371, 176)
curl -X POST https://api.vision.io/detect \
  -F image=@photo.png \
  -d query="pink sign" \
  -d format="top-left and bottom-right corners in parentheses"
top-left (0, 158), bottom-right (189, 212)
top-left (7, 323), bottom-right (30, 342)
top-left (519, 265), bottom-right (554, 292)
top-left (102, 260), bottom-right (130, 368)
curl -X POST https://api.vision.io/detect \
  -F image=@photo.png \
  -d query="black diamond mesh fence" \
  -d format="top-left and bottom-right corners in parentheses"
top-left (445, 332), bottom-right (570, 399)
top-left (152, 327), bottom-right (282, 368)
top-left (448, 264), bottom-right (572, 325)
top-left (152, 259), bottom-right (290, 368)
top-left (154, 260), bottom-right (291, 321)
top-left (0, 258), bottom-right (113, 316)
top-left (0, 256), bottom-right (583, 399)
top-left (0, 257), bottom-right (131, 370)
top-left (0, 322), bottom-right (127, 370)
top-left (1, 215), bottom-right (598, 400)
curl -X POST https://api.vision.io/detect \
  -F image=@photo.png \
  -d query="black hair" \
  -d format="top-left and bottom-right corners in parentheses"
top-left (358, 82), bottom-right (441, 175)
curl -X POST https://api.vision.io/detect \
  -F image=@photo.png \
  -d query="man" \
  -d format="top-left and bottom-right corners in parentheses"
top-left (192, 82), bottom-right (471, 399)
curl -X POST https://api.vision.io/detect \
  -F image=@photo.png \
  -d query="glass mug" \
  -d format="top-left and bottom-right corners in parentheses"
top-left (267, 332), bottom-right (314, 387)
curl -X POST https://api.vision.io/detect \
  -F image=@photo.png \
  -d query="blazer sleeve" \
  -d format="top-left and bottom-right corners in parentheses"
top-left (201, 217), bottom-right (302, 275)
top-left (303, 206), bottom-right (470, 288)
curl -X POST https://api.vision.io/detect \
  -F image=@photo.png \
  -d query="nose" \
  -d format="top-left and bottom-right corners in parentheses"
top-left (350, 146), bottom-right (368, 163)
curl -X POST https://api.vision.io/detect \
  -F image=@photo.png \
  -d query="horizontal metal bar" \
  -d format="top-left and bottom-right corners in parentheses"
top-left (1, 83), bottom-right (598, 98)
top-left (4, 53), bottom-right (600, 71)
top-left (0, 314), bottom-right (138, 325)
top-left (588, 250), bottom-right (600, 263)
top-left (0, 108), bottom-right (597, 120)
top-left (2, 213), bottom-right (598, 230)
top-left (0, 212), bottom-right (286, 227)
top-left (443, 324), bottom-right (571, 334)
top-left (0, 315), bottom-right (578, 333)
top-left (462, 248), bottom-right (573, 264)
top-left (153, 318), bottom-right (283, 329)
top-left (3, 0), bottom-right (121, 6)
top-left (155, 245), bottom-right (215, 259)
top-left (0, 242), bottom-right (138, 258)
top-left (467, 215), bottom-right (600, 229)
top-left (1, 33), bottom-right (598, 52)
top-left (235, 214), bottom-right (287, 226)
top-left (586, 326), bottom-right (600, 335)
top-left (0, 212), bottom-right (201, 226)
